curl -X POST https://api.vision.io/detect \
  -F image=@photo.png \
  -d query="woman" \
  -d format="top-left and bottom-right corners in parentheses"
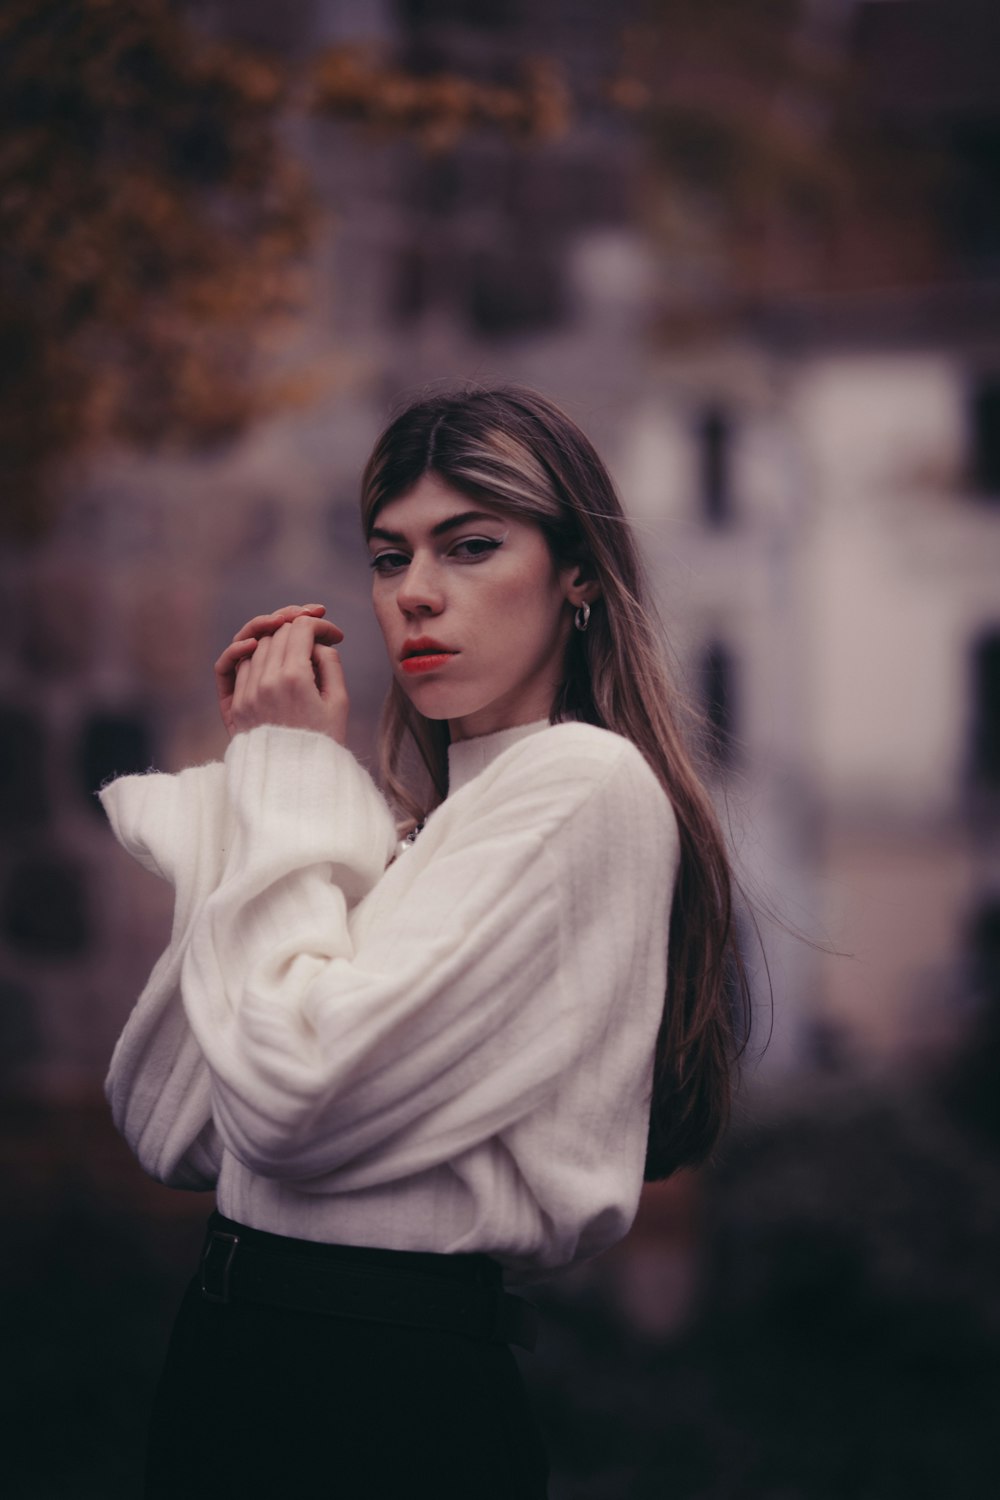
top-left (101, 385), bottom-right (748, 1498)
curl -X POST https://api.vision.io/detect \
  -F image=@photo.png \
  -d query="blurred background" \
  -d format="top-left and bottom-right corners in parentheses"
top-left (2, 1), bottom-right (999, 1495)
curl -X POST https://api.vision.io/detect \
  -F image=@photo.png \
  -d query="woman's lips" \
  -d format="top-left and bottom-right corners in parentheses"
top-left (399, 636), bottom-right (457, 675)
top-left (400, 652), bottom-right (457, 675)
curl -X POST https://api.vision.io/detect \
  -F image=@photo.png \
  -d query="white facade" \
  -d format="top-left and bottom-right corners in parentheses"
top-left (619, 340), bottom-right (1000, 1075)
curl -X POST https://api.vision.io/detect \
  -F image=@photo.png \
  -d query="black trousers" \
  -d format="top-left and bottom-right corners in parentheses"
top-left (144, 1216), bottom-right (549, 1499)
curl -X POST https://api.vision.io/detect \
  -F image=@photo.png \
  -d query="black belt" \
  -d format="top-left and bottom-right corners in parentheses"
top-left (198, 1214), bottom-right (538, 1353)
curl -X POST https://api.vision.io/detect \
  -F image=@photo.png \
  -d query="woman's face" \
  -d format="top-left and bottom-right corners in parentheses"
top-left (368, 473), bottom-right (579, 741)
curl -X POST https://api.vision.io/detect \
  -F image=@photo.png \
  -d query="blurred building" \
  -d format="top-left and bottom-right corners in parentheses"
top-left (0, 0), bottom-right (661, 1097)
top-left (625, 302), bottom-right (1000, 1077)
top-left (619, 0), bottom-right (1000, 1078)
top-left (2, 0), bottom-right (999, 1111)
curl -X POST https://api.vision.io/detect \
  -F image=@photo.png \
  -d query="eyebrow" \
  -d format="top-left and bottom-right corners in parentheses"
top-left (368, 510), bottom-right (504, 545)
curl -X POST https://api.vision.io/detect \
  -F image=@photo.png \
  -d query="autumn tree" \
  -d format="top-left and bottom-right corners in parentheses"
top-left (0, 0), bottom-right (317, 536)
top-left (0, 0), bottom-right (569, 538)
top-left (0, 0), bottom-right (956, 535)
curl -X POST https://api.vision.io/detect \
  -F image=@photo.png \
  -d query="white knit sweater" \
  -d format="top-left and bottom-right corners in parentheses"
top-left (101, 718), bottom-right (678, 1277)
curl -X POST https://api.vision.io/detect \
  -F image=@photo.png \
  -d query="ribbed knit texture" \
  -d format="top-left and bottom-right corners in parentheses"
top-left (101, 720), bottom-right (678, 1276)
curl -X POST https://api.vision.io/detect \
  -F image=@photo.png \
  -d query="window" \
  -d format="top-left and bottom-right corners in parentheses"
top-left (79, 712), bottom-right (153, 813)
top-left (397, 0), bottom-right (517, 29)
top-left (697, 404), bottom-right (734, 526)
top-left (466, 248), bottom-right (565, 338)
top-left (966, 899), bottom-right (1000, 1006)
top-left (970, 376), bottom-right (1000, 497)
top-left (701, 638), bottom-right (737, 768)
top-left (969, 627), bottom-right (1000, 788)
top-left (0, 705), bottom-right (48, 832)
top-left (392, 244), bottom-right (428, 324)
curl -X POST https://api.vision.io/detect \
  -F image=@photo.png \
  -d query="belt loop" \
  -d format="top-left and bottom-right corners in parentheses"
top-left (200, 1231), bottom-right (240, 1304)
top-left (193, 1218), bottom-right (539, 1349)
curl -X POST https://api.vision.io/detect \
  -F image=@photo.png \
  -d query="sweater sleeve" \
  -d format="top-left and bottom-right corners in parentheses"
top-left (180, 723), bottom-right (678, 1189)
top-left (100, 762), bottom-right (230, 1188)
top-left (99, 747), bottom-right (398, 1189)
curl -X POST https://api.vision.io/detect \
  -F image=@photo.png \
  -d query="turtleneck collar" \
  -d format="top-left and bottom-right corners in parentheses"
top-left (447, 720), bottom-right (551, 797)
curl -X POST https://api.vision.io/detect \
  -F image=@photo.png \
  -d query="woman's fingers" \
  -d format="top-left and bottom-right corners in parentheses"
top-left (311, 643), bottom-right (350, 744)
top-left (216, 614), bottom-right (345, 737)
top-left (214, 637), bottom-right (259, 737)
top-left (214, 636), bottom-right (258, 680)
top-left (230, 634), bottom-right (264, 726)
top-left (232, 604), bottom-right (343, 645)
top-left (237, 614), bottom-right (343, 649)
top-left (266, 616), bottom-right (328, 690)
top-left (229, 618), bottom-right (349, 744)
top-left (313, 642), bottom-right (347, 696)
top-left (232, 603), bottom-right (323, 642)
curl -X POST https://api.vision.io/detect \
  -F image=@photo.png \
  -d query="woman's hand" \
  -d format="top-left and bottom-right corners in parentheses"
top-left (214, 604), bottom-right (348, 744)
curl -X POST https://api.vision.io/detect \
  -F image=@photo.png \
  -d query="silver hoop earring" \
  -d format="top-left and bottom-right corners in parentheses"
top-left (574, 601), bottom-right (591, 633)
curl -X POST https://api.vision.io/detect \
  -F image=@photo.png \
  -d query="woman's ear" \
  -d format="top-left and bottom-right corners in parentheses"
top-left (559, 561), bottom-right (601, 608)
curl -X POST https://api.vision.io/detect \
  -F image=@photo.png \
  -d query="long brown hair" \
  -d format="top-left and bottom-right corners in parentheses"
top-left (360, 384), bottom-right (751, 1180)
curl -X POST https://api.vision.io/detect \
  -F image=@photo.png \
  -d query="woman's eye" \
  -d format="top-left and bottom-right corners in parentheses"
top-left (451, 536), bottom-right (503, 561)
top-left (369, 551), bottom-right (409, 575)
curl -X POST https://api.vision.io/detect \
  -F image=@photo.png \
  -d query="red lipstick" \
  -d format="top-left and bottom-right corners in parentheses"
top-left (400, 636), bottom-right (458, 675)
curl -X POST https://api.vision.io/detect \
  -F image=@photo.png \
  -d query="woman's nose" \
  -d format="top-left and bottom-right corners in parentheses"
top-left (396, 554), bottom-right (444, 615)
